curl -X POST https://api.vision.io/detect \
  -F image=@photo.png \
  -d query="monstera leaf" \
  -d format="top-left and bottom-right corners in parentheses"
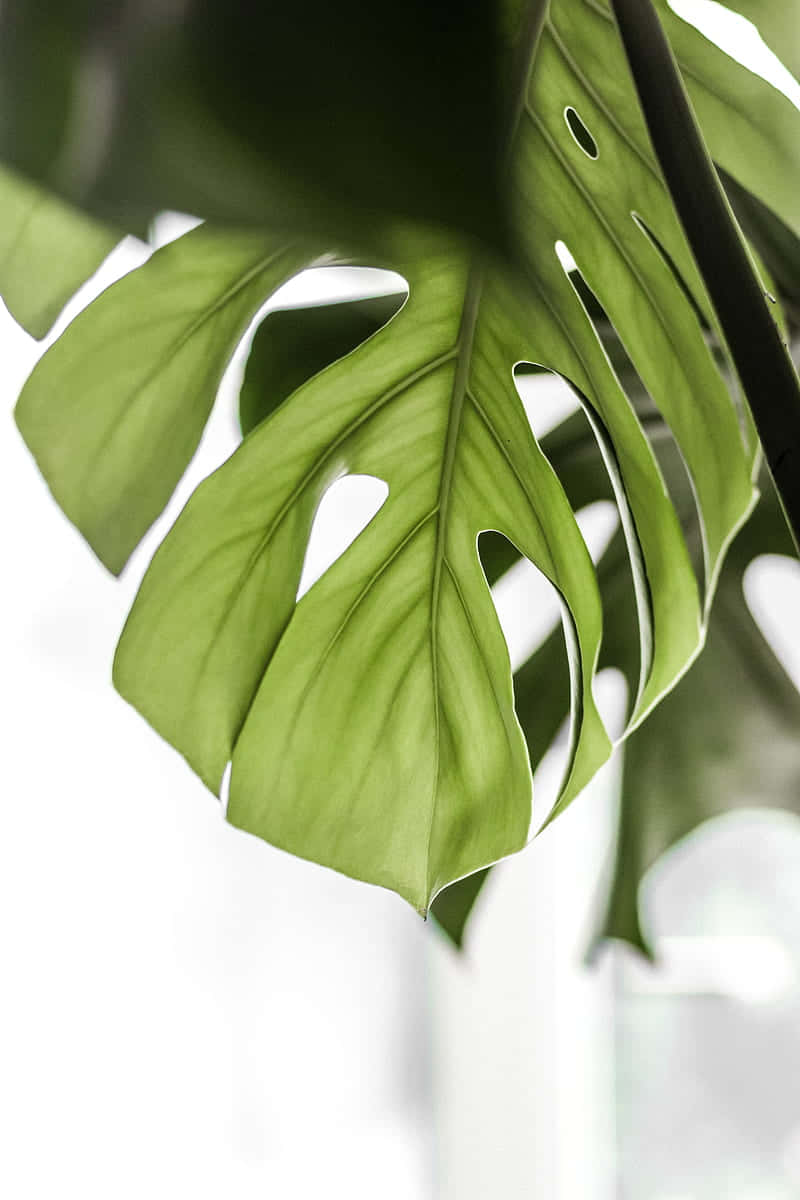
top-left (599, 476), bottom-right (800, 953)
top-left (432, 130), bottom-right (800, 947)
top-left (227, 282), bottom-right (800, 945)
top-left (13, 1), bottom-right (800, 913)
top-left (231, 129), bottom-right (800, 943)
top-left (433, 397), bottom-right (800, 949)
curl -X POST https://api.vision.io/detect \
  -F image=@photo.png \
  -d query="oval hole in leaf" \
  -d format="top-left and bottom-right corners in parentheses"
top-left (564, 106), bottom-right (599, 159)
top-left (296, 474), bottom-right (389, 600)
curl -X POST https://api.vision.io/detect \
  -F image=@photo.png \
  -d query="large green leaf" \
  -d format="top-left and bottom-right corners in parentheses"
top-left (429, 0), bottom-right (800, 943)
top-left (16, 0), bottom-right (796, 912)
top-left (576, 1), bottom-right (800, 245)
top-left (113, 245), bottom-right (611, 912)
top-left (109, 0), bottom-right (769, 910)
top-left (0, 164), bottom-right (115, 338)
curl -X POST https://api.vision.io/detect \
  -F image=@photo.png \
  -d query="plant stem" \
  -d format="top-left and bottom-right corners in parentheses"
top-left (609, 0), bottom-right (800, 554)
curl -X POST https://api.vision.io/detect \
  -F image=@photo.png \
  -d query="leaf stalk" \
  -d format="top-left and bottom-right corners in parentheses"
top-left (609, 0), bottom-right (800, 553)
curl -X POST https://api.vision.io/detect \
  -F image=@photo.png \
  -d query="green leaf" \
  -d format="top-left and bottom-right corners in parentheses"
top-left (0, 0), bottom-right (509, 248)
top-left (430, 1), bottom-right (800, 944)
top-left (0, 164), bottom-right (115, 338)
top-left (113, 246), bottom-right (611, 912)
top-left (599, 477), bottom-right (800, 953)
top-left (611, 0), bottom-right (800, 547)
top-left (15, 225), bottom-right (312, 573)
top-left (433, 297), bottom-right (800, 950)
top-left (109, 0), bottom-right (766, 911)
top-left (434, 472), bottom-right (800, 952)
top-left (20, 0), bottom-right (797, 915)
top-left (721, 169), bottom-right (800, 324)
top-left (580, 0), bottom-right (800, 247)
top-left (432, 408), bottom-right (611, 944)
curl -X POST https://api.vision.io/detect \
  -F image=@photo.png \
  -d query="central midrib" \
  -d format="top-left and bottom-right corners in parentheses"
top-left (422, 0), bottom-right (552, 899)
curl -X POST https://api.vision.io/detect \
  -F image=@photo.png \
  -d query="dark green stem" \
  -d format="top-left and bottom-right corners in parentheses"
top-left (609, 0), bottom-right (800, 553)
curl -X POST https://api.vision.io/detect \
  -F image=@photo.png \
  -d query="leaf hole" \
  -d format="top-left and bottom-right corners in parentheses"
top-left (557, 248), bottom-right (708, 595)
top-left (296, 474), bottom-right (388, 600)
top-left (239, 278), bottom-right (407, 437)
top-left (482, 532), bottom-right (562, 673)
top-left (744, 554), bottom-right (800, 691)
top-left (513, 360), bottom-right (581, 442)
top-left (631, 211), bottom-right (711, 333)
top-left (481, 501), bottom-right (618, 677)
top-left (578, 499), bottom-right (621, 567)
top-left (564, 106), bottom-right (599, 159)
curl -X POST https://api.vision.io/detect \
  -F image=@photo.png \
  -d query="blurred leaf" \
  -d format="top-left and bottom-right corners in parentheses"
top-left (0, 0), bottom-right (509, 248)
top-left (0, 164), bottom-right (115, 337)
top-left (599, 478), bottom-right (800, 953)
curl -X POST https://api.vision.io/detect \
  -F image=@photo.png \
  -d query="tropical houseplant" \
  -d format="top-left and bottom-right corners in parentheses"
top-left (4, 0), bottom-right (800, 951)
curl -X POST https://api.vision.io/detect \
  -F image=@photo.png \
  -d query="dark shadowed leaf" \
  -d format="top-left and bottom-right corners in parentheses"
top-left (239, 293), bottom-right (406, 437)
top-left (598, 478), bottom-right (800, 953)
top-left (0, 0), bottom-right (509, 248)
